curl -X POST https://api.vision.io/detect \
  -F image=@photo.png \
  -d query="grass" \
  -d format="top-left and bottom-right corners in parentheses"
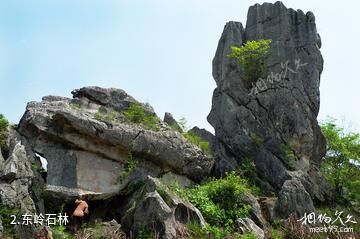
top-left (175, 117), bottom-right (212, 155)
top-left (168, 172), bottom-right (253, 236)
top-left (186, 222), bottom-right (258, 239)
top-left (182, 131), bottom-right (211, 155)
top-left (52, 224), bottom-right (73, 239)
top-left (123, 103), bottom-right (160, 131)
top-left (69, 102), bottom-right (82, 110)
top-left (94, 110), bottom-right (119, 123)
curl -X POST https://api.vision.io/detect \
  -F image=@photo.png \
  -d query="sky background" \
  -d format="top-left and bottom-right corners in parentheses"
top-left (0, 0), bottom-right (359, 133)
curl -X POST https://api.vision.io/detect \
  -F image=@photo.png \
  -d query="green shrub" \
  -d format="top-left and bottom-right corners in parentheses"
top-left (116, 151), bottom-right (138, 184)
top-left (187, 223), bottom-right (258, 239)
top-left (179, 172), bottom-right (252, 232)
top-left (182, 131), bottom-right (211, 155)
top-left (123, 103), bottom-right (160, 131)
top-left (69, 102), bottom-right (81, 110)
top-left (240, 233), bottom-right (257, 239)
top-left (271, 229), bottom-right (284, 239)
top-left (249, 132), bottom-right (263, 146)
top-left (136, 226), bottom-right (156, 239)
top-left (280, 144), bottom-right (296, 170)
top-left (176, 117), bottom-right (212, 155)
top-left (0, 204), bottom-right (18, 235)
top-left (168, 173), bottom-right (253, 236)
top-left (186, 222), bottom-right (229, 239)
top-left (228, 39), bottom-right (272, 83)
top-left (237, 158), bottom-right (261, 195)
top-left (177, 117), bottom-right (189, 132)
top-left (51, 224), bottom-right (73, 239)
top-left (0, 114), bottom-right (9, 150)
top-left (320, 117), bottom-right (360, 206)
top-left (0, 114), bottom-right (9, 159)
top-left (94, 110), bottom-right (118, 123)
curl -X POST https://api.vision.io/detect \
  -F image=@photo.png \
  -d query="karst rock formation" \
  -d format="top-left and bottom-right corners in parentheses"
top-left (0, 2), bottom-right (334, 239)
top-left (207, 1), bottom-right (332, 217)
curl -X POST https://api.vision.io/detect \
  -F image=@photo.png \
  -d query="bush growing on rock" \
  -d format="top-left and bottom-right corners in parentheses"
top-left (227, 39), bottom-right (272, 83)
top-left (123, 103), bottom-right (160, 131)
top-left (182, 131), bottom-right (211, 155)
top-left (94, 110), bottom-right (119, 123)
top-left (170, 172), bottom-right (253, 236)
top-left (0, 204), bottom-right (18, 236)
top-left (0, 113), bottom-right (9, 157)
top-left (176, 116), bottom-right (211, 155)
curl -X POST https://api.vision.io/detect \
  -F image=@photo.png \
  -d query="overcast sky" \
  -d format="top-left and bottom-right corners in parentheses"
top-left (0, 0), bottom-right (359, 132)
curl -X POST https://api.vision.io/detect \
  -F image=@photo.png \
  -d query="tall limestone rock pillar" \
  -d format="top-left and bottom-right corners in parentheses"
top-left (208, 1), bottom-right (332, 217)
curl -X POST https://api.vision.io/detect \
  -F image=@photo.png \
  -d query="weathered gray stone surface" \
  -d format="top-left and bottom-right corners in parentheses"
top-left (120, 176), bottom-right (205, 239)
top-left (275, 179), bottom-right (315, 217)
top-left (239, 193), bottom-right (267, 229)
top-left (236, 217), bottom-right (265, 239)
top-left (13, 86), bottom-right (213, 237)
top-left (207, 1), bottom-right (332, 217)
top-left (0, 147), bottom-right (4, 162)
top-left (164, 112), bottom-right (182, 133)
top-left (17, 87), bottom-right (213, 200)
top-left (0, 130), bottom-right (45, 239)
top-left (71, 86), bottom-right (155, 115)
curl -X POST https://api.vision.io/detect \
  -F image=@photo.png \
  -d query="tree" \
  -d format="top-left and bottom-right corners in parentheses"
top-left (0, 113), bottom-right (9, 149)
top-left (320, 117), bottom-right (360, 206)
top-left (228, 39), bottom-right (272, 83)
top-left (0, 114), bottom-right (9, 157)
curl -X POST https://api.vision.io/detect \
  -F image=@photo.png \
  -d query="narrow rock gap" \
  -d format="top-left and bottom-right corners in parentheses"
top-left (35, 152), bottom-right (48, 182)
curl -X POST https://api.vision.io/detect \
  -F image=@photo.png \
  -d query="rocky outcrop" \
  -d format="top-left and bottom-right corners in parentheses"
top-left (14, 86), bottom-right (213, 237)
top-left (0, 2), bottom-right (336, 237)
top-left (164, 112), bottom-right (182, 133)
top-left (120, 176), bottom-right (205, 238)
top-left (275, 179), bottom-right (314, 218)
top-left (208, 1), bottom-right (332, 217)
top-left (18, 87), bottom-right (213, 201)
top-left (0, 130), bottom-right (45, 238)
top-left (236, 218), bottom-right (265, 239)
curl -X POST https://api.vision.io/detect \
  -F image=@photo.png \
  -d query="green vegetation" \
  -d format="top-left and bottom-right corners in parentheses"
top-left (94, 110), bottom-right (118, 123)
top-left (237, 158), bottom-right (260, 195)
top-left (271, 229), bottom-right (284, 239)
top-left (136, 226), bottom-right (155, 239)
top-left (116, 151), bottom-right (138, 184)
top-left (69, 102), bottom-right (81, 110)
top-left (52, 224), bottom-right (73, 239)
top-left (239, 233), bottom-right (257, 239)
top-left (182, 131), bottom-right (211, 155)
top-left (186, 172), bottom-right (251, 228)
top-left (0, 113), bottom-right (9, 152)
top-left (177, 117), bottom-right (189, 132)
top-left (0, 204), bottom-right (18, 235)
top-left (320, 117), bottom-right (360, 208)
top-left (186, 222), bottom-right (257, 239)
top-left (249, 132), bottom-right (263, 146)
top-left (186, 223), bottom-right (233, 239)
top-left (280, 144), bottom-right (296, 170)
top-left (228, 39), bottom-right (272, 83)
top-left (123, 103), bottom-right (160, 131)
top-left (177, 117), bottom-right (211, 156)
top-left (171, 172), bottom-right (252, 236)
